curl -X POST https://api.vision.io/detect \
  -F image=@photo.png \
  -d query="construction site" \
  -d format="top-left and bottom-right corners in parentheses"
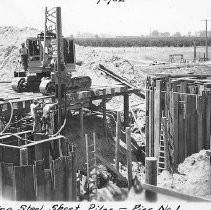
top-left (0, 6), bottom-right (211, 202)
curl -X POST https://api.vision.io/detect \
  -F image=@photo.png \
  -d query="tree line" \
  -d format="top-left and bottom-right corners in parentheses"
top-left (74, 37), bottom-right (211, 47)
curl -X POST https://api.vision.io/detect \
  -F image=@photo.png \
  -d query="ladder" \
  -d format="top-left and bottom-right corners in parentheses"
top-left (158, 117), bottom-right (168, 173)
top-left (85, 133), bottom-right (98, 201)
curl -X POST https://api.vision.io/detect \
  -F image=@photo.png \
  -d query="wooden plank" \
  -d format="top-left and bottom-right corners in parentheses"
top-left (20, 148), bottom-right (28, 166)
top-left (27, 146), bottom-right (35, 166)
top-left (0, 146), bottom-right (4, 162)
top-left (3, 136), bottom-right (20, 165)
top-left (190, 95), bottom-right (197, 154)
top-left (183, 94), bottom-right (188, 158)
top-left (1, 103), bottom-right (10, 119)
top-left (106, 87), bottom-right (115, 95)
top-left (3, 163), bottom-right (15, 200)
top-left (149, 89), bottom-right (154, 156)
top-left (102, 97), bottom-right (108, 142)
top-left (52, 157), bottom-right (66, 201)
top-left (43, 142), bottom-right (50, 169)
top-left (142, 183), bottom-right (211, 201)
top-left (0, 163), bottom-right (3, 198)
top-left (145, 116), bottom-right (149, 158)
top-left (91, 88), bottom-right (137, 100)
top-left (24, 165), bottom-right (36, 201)
top-left (65, 156), bottom-right (73, 201)
top-left (98, 64), bottom-right (145, 97)
top-left (96, 153), bottom-right (127, 184)
top-left (126, 127), bottom-right (132, 189)
top-left (145, 86), bottom-right (150, 157)
top-left (179, 82), bottom-right (187, 162)
top-left (197, 95), bottom-right (204, 151)
top-left (66, 101), bottom-right (90, 111)
top-left (186, 95), bottom-right (192, 156)
top-left (172, 93), bottom-right (179, 164)
top-left (34, 124), bottom-right (44, 162)
top-left (21, 135), bottom-right (63, 148)
top-left (153, 73), bottom-right (211, 79)
top-left (178, 99), bottom-right (185, 163)
top-left (124, 94), bottom-right (129, 128)
top-left (14, 166), bottom-right (25, 201)
top-left (2, 163), bottom-right (15, 200)
top-left (24, 100), bottom-right (31, 113)
top-left (77, 91), bottom-right (91, 100)
top-left (115, 86), bottom-right (128, 93)
top-left (206, 92), bottom-right (211, 149)
top-left (199, 85), bottom-right (205, 95)
top-left (35, 160), bottom-right (45, 201)
top-left (180, 81), bottom-right (187, 95)
top-left (91, 89), bottom-right (100, 97)
top-left (35, 143), bottom-right (44, 161)
top-left (201, 92), bottom-right (206, 149)
top-left (115, 111), bottom-right (121, 171)
top-left (44, 169), bottom-right (52, 201)
top-left (210, 152), bottom-right (211, 195)
top-left (71, 150), bottom-right (77, 201)
top-left (154, 80), bottom-right (161, 159)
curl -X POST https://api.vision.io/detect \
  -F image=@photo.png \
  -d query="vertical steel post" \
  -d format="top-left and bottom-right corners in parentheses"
top-left (85, 134), bottom-right (90, 201)
top-left (43, 7), bottom-right (47, 62)
top-left (80, 107), bottom-right (84, 142)
top-left (56, 7), bottom-right (62, 128)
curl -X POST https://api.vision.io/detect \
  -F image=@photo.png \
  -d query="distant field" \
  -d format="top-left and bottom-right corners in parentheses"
top-left (75, 37), bottom-right (211, 47)
top-left (85, 46), bottom-right (211, 65)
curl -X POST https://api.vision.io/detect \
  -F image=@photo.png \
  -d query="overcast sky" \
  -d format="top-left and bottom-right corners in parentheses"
top-left (0, 0), bottom-right (211, 36)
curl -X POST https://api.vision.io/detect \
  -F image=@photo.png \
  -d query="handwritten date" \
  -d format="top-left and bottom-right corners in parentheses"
top-left (97, 0), bottom-right (125, 5)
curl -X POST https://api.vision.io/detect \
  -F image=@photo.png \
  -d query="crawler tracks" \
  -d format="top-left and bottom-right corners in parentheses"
top-left (0, 63), bottom-right (146, 103)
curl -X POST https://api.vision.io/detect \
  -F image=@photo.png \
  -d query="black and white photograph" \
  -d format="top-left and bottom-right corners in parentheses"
top-left (0, 0), bottom-right (211, 208)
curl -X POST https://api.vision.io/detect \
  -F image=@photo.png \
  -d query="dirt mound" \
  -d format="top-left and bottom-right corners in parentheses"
top-left (0, 26), bottom-right (40, 81)
top-left (158, 150), bottom-right (211, 199)
top-left (76, 46), bottom-right (146, 90)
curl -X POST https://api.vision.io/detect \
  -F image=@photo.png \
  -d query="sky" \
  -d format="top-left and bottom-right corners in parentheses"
top-left (0, 0), bottom-right (211, 36)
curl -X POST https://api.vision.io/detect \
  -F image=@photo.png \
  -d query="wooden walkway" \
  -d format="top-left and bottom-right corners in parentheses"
top-left (0, 83), bottom-right (137, 118)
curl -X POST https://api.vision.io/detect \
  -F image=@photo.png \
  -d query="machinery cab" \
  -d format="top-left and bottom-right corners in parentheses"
top-left (15, 36), bottom-right (76, 77)
top-left (26, 37), bottom-right (43, 73)
top-left (50, 37), bottom-right (76, 72)
top-left (63, 38), bottom-right (76, 72)
top-left (26, 35), bottom-right (76, 73)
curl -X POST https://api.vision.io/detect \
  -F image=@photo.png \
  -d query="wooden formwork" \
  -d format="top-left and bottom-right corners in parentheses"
top-left (146, 74), bottom-right (211, 169)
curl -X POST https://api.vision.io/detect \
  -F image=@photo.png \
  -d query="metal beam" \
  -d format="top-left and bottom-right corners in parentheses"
top-left (56, 7), bottom-right (63, 128)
